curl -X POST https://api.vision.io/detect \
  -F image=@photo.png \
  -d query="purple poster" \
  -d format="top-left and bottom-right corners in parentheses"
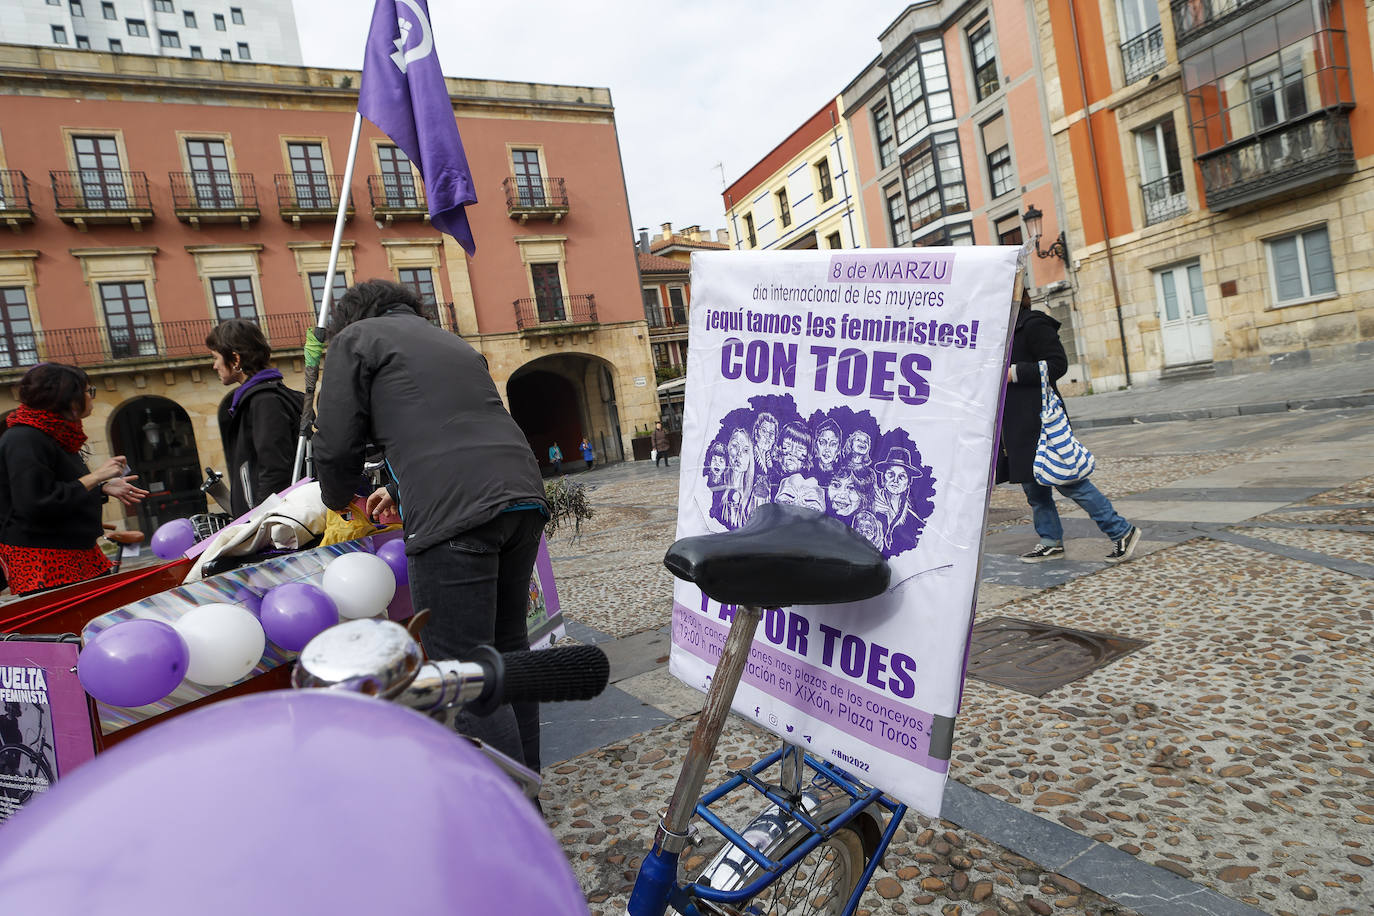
top-left (0, 640), bottom-right (95, 822)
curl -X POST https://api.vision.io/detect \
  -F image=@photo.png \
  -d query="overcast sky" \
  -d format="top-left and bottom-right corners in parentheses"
top-left (292, 0), bottom-right (904, 238)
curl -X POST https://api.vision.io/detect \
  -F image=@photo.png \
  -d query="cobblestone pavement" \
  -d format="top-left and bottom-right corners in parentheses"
top-left (542, 409), bottom-right (1374, 916)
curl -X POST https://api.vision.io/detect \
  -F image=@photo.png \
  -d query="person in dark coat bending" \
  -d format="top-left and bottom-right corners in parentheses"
top-left (313, 279), bottom-right (549, 772)
top-left (996, 291), bottom-right (1140, 563)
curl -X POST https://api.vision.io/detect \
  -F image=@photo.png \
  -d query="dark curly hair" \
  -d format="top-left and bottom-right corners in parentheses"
top-left (205, 318), bottom-right (272, 376)
top-left (18, 362), bottom-right (90, 417)
top-left (329, 279), bottom-right (423, 338)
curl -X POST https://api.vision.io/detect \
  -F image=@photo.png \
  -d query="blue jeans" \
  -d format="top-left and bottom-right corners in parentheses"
top-left (1021, 478), bottom-right (1131, 544)
top-left (408, 509), bottom-right (547, 771)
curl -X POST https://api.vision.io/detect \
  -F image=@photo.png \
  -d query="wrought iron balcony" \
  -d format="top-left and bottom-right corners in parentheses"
top-left (0, 170), bottom-right (34, 230)
top-left (513, 294), bottom-right (596, 331)
top-left (0, 311), bottom-right (318, 375)
top-left (274, 173), bottom-right (354, 225)
top-left (50, 170), bottom-right (154, 229)
top-left (502, 177), bottom-right (569, 223)
top-left (1120, 25), bottom-right (1166, 85)
top-left (1197, 109), bottom-right (1355, 212)
top-left (366, 174), bottom-right (428, 224)
top-left (645, 305), bottom-right (688, 330)
top-left (1170, 0), bottom-right (1267, 48)
top-left (169, 171), bottom-right (260, 228)
top-left (1141, 172), bottom-right (1189, 225)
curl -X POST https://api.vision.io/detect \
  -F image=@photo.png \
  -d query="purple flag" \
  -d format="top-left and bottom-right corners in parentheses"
top-left (358, 0), bottom-right (476, 255)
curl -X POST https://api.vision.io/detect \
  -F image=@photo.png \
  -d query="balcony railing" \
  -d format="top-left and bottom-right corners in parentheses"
top-left (513, 294), bottom-right (596, 331)
top-left (274, 173), bottom-right (354, 224)
top-left (0, 170), bottom-right (34, 229)
top-left (367, 174), bottom-right (428, 223)
top-left (169, 171), bottom-right (260, 226)
top-left (1170, 0), bottom-right (1267, 47)
top-left (1197, 109), bottom-right (1355, 211)
top-left (0, 311), bottom-right (318, 375)
top-left (502, 177), bottom-right (569, 222)
top-left (50, 170), bottom-right (154, 228)
top-left (1140, 172), bottom-right (1189, 225)
top-left (645, 306), bottom-right (688, 329)
top-left (1121, 25), bottom-right (1166, 84)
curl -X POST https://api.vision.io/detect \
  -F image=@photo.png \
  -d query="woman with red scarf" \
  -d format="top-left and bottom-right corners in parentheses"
top-left (0, 363), bottom-right (147, 595)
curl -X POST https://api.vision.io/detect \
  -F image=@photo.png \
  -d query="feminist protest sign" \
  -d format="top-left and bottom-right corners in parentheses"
top-left (670, 248), bottom-right (1020, 815)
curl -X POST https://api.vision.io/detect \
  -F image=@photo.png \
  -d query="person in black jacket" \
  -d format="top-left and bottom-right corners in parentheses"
top-left (206, 319), bottom-right (304, 518)
top-left (996, 291), bottom-right (1140, 563)
top-left (0, 363), bottom-right (147, 595)
top-left (313, 279), bottom-right (549, 772)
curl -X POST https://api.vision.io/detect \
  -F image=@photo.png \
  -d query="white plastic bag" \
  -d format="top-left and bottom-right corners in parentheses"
top-left (650, 449), bottom-right (658, 460)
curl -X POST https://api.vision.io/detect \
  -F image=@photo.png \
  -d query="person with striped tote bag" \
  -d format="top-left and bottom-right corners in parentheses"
top-left (995, 291), bottom-right (1141, 563)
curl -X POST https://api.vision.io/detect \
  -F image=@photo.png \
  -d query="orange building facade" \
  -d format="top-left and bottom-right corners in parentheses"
top-left (1036, 0), bottom-right (1374, 389)
top-left (0, 44), bottom-right (656, 535)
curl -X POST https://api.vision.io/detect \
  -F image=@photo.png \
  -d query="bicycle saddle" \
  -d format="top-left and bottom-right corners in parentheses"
top-left (664, 502), bottom-right (890, 608)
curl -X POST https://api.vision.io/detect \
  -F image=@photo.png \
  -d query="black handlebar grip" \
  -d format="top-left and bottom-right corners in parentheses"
top-left (498, 645), bottom-right (610, 704)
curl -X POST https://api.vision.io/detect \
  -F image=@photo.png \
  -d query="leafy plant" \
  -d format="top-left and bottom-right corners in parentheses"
top-left (544, 477), bottom-right (594, 540)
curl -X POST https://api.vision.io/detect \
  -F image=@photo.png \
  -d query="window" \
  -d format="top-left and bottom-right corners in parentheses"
top-left (968, 20), bottom-right (1000, 101)
top-left (230, 6), bottom-right (244, 24)
top-left (1118, 0), bottom-right (1160, 39)
top-left (1118, 0), bottom-right (1165, 83)
top-left (153, 0), bottom-right (174, 11)
top-left (100, 282), bottom-right (156, 358)
top-left (219, 47), bottom-right (231, 59)
top-left (213, 13), bottom-right (225, 29)
top-left (916, 221), bottom-right (975, 247)
top-left (981, 115), bottom-right (1014, 198)
top-left (236, 41), bottom-right (250, 59)
top-left (826, 231), bottom-right (843, 250)
top-left (46, 0), bottom-right (61, 5)
top-left (995, 213), bottom-right (1023, 246)
top-left (902, 131), bottom-right (967, 230)
top-left (1266, 226), bottom-right (1336, 305)
top-left (1248, 54), bottom-right (1308, 131)
top-left (652, 343), bottom-right (670, 370)
top-left (211, 277), bottom-right (257, 322)
top-left (668, 287), bottom-right (687, 325)
top-left (642, 288), bottom-right (663, 327)
top-left (52, 25), bottom-right (68, 44)
top-left (873, 106), bottom-right (895, 169)
top-left (72, 135), bottom-right (128, 208)
top-left (308, 271), bottom-right (349, 309)
top-left (189, 45), bottom-right (202, 57)
top-left (742, 213), bottom-right (756, 248)
top-left (775, 188), bottom-right (791, 228)
top-left (109, 38), bottom-right (122, 51)
top-left (885, 184), bottom-right (910, 246)
top-left (184, 10), bottom-right (196, 27)
top-left (0, 289), bottom-right (39, 370)
top-left (76, 34), bottom-right (90, 48)
top-left (1135, 118), bottom-right (1186, 225)
top-left (287, 142), bottom-right (330, 207)
top-left (815, 158), bottom-right (833, 203)
top-left (397, 268), bottom-right (438, 311)
top-left (186, 138), bottom-right (234, 206)
top-left (378, 145), bottom-right (418, 206)
top-left (511, 149), bottom-right (545, 206)
top-left (70, 0), bottom-right (84, 16)
top-left (160, 30), bottom-right (180, 48)
top-left (127, 19), bottom-right (148, 36)
top-left (887, 37), bottom-right (955, 146)
top-left (102, 1), bottom-right (115, 18)
top-left (530, 263), bottom-right (564, 322)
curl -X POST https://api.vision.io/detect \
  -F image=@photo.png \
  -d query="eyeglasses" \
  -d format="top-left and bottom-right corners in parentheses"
top-left (87, 386), bottom-right (98, 398)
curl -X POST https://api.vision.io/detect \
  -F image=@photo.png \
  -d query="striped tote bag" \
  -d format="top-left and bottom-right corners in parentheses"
top-left (1032, 360), bottom-right (1096, 486)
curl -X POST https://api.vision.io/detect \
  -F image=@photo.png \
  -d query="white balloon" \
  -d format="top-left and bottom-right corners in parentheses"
top-left (321, 552), bottom-right (397, 620)
top-left (174, 603), bottom-right (266, 687)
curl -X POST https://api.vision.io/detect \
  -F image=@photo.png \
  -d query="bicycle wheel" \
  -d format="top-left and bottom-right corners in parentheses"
top-left (0, 744), bottom-right (54, 809)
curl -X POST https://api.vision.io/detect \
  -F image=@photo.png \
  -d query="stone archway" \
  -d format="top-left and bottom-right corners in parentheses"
top-left (507, 353), bottom-right (623, 474)
top-left (109, 395), bottom-right (207, 534)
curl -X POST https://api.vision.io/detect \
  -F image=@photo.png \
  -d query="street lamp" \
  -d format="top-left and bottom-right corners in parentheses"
top-left (1022, 205), bottom-right (1070, 265)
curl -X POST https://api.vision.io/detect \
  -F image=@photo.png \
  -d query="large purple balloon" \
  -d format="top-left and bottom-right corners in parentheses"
top-left (150, 518), bottom-right (197, 559)
top-left (78, 619), bottom-right (189, 708)
top-left (259, 583), bottom-right (338, 652)
top-left (376, 538), bottom-right (409, 587)
top-left (0, 691), bottom-right (589, 915)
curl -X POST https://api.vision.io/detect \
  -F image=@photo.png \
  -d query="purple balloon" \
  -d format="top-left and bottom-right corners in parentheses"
top-left (377, 538), bottom-right (409, 587)
top-left (78, 619), bottom-right (189, 708)
top-left (232, 589), bottom-right (263, 618)
top-left (150, 518), bottom-right (197, 559)
top-left (259, 582), bottom-right (339, 652)
top-left (0, 692), bottom-right (588, 915)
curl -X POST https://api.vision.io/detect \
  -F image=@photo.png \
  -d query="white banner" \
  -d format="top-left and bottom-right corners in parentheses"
top-left (669, 247), bottom-right (1020, 816)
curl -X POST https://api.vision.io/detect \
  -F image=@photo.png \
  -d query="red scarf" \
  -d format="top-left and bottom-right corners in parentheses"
top-left (7, 405), bottom-right (87, 454)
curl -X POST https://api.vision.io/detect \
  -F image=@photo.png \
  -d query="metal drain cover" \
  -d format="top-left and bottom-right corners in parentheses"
top-left (965, 616), bottom-right (1148, 697)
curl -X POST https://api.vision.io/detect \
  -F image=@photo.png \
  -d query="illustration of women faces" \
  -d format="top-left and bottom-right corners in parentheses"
top-left (851, 510), bottom-right (886, 551)
top-left (722, 428), bottom-right (757, 528)
top-left (774, 473), bottom-right (826, 513)
top-left (778, 422), bottom-right (811, 476)
top-left (826, 467), bottom-right (874, 521)
top-left (752, 412), bottom-right (779, 488)
top-left (705, 442), bottom-right (728, 489)
top-left (842, 430), bottom-right (873, 471)
top-left (874, 447), bottom-right (928, 551)
top-left (814, 422), bottom-right (841, 474)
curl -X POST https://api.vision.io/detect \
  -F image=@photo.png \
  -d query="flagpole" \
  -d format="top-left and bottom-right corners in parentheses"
top-left (292, 110), bottom-right (364, 482)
